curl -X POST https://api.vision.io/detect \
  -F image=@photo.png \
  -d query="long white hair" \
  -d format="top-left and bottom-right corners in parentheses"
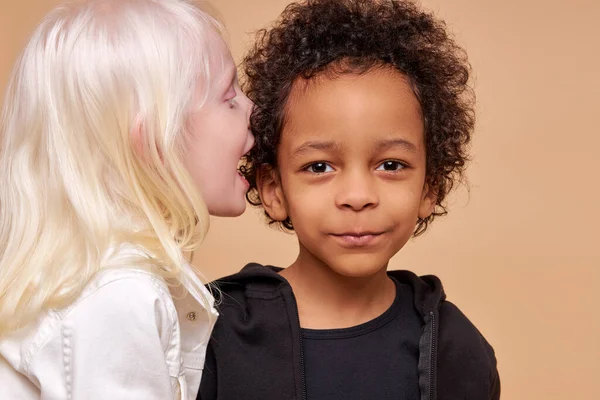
top-left (0, 0), bottom-right (223, 335)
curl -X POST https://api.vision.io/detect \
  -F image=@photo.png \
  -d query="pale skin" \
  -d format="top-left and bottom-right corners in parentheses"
top-left (258, 66), bottom-right (436, 329)
top-left (183, 31), bottom-right (254, 218)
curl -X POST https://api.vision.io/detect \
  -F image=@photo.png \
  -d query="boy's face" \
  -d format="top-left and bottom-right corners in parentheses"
top-left (259, 67), bottom-right (435, 277)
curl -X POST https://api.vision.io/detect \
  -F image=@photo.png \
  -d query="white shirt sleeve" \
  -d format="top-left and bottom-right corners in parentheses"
top-left (56, 276), bottom-right (179, 400)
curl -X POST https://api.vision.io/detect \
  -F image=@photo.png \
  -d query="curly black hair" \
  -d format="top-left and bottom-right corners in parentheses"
top-left (242, 0), bottom-right (474, 236)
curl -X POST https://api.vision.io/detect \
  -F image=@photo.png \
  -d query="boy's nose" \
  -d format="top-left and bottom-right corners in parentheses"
top-left (335, 171), bottom-right (379, 211)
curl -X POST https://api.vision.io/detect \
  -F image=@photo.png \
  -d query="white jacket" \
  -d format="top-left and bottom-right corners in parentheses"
top-left (0, 247), bottom-right (218, 400)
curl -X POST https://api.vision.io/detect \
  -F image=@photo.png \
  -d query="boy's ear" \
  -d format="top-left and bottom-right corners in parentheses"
top-left (256, 166), bottom-right (289, 222)
top-left (418, 183), bottom-right (437, 220)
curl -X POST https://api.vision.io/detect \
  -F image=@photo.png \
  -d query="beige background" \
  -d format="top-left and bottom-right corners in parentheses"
top-left (2, 0), bottom-right (599, 398)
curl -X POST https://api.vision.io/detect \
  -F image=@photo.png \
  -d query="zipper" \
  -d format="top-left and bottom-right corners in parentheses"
top-left (429, 311), bottom-right (436, 400)
top-left (290, 292), bottom-right (307, 400)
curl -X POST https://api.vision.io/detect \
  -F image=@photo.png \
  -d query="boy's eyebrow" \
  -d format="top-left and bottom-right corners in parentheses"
top-left (291, 140), bottom-right (341, 157)
top-left (291, 138), bottom-right (417, 157)
top-left (375, 138), bottom-right (418, 153)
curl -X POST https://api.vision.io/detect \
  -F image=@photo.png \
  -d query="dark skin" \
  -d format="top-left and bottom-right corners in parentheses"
top-left (258, 67), bottom-right (435, 329)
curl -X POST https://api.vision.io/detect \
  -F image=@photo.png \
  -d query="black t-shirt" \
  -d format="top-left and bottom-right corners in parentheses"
top-left (301, 278), bottom-right (422, 400)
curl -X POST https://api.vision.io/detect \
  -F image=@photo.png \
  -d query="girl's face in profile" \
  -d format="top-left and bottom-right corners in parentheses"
top-left (183, 31), bottom-right (254, 217)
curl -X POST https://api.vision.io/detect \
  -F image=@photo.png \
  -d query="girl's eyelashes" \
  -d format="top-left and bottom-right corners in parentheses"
top-left (225, 84), bottom-right (237, 108)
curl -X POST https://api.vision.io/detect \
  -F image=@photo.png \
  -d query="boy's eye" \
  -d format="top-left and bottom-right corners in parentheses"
top-left (376, 160), bottom-right (405, 171)
top-left (305, 162), bottom-right (334, 174)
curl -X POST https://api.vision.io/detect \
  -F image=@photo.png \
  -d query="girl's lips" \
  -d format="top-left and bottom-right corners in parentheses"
top-left (237, 170), bottom-right (250, 188)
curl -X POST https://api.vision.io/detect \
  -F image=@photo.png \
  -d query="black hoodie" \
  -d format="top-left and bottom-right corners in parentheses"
top-left (199, 264), bottom-right (500, 400)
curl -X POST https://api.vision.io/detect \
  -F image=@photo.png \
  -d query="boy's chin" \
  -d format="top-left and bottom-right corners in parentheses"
top-left (321, 255), bottom-right (391, 280)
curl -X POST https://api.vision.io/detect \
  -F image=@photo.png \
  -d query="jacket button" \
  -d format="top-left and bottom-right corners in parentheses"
top-left (187, 311), bottom-right (196, 321)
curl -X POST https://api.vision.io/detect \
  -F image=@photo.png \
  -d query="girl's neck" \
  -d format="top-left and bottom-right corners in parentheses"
top-left (280, 249), bottom-right (396, 330)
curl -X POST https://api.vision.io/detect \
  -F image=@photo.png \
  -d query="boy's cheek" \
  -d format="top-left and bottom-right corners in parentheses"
top-left (286, 203), bottom-right (322, 232)
top-left (285, 187), bottom-right (328, 219)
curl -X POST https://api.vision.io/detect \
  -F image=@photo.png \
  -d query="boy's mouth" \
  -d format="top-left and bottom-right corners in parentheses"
top-left (329, 231), bottom-right (386, 247)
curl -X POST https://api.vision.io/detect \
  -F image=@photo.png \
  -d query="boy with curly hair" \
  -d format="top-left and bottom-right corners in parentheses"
top-left (199, 1), bottom-right (499, 399)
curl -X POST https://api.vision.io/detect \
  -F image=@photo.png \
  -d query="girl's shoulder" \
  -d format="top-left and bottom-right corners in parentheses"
top-left (1, 243), bottom-right (216, 399)
top-left (0, 268), bottom-right (178, 376)
top-left (71, 267), bottom-right (174, 313)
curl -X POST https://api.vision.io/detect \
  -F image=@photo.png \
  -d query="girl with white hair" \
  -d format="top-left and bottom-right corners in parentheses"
top-left (0, 0), bottom-right (254, 398)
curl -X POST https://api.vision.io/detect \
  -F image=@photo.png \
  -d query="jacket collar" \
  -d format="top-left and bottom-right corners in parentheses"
top-left (215, 263), bottom-right (446, 319)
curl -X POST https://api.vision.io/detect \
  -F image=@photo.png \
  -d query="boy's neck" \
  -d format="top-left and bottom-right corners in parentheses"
top-left (280, 249), bottom-right (396, 330)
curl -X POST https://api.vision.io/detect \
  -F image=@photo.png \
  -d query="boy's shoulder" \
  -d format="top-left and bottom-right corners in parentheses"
top-left (386, 269), bottom-right (499, 398)
top-left (213, 263), bottom-right (498, 358)
top-left (435, 299), bottom-right (500, 398)
top-left (207, 264), bottom-right (499, 399)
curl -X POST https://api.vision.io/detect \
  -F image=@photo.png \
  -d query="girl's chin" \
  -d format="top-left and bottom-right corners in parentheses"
top-left (208, 200), bottom-right (246, 218)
